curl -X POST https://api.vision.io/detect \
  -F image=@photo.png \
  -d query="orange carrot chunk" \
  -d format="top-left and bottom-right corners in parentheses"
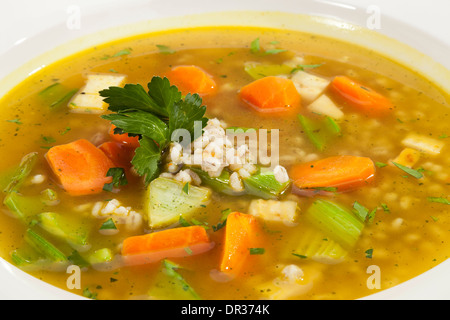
top-left (239, 76), bottom-right (301, 116)
top-left (98, 141), bottom-right (135, 169)
top-left (166, 65), bottom-right (216, 96)
top-left (219, 212), bottom-right (263, 278)
top-left (109, 124), bottom-right (140, 149)
top-left (331, 75), bottom-right (393, 116)
top-left (121, 226), bottom-right (214, 266)
top-left (290, 155), bottom-right (376, 192)
top-left (45, 139), bottom-right (115, 196)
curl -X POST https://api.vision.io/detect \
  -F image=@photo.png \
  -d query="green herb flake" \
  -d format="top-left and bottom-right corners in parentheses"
top-left (392, 162), bottom-right (423, 179)
top-left (352, 201), bottom-right (369, 222)
top-left (292, 253), bottom-right (307, 259)
top-left (6, 119), bottom-right (22, 125)
top-left (182, 182), bottom-right (190, 195)
top-left (156, 44), bottom-right (176, 54)
top-left (184, 247), bottom-right (193, 255)
top-left (365, 248), bottom-right (373, 259)
top-left (290, 64), bottom-right (323, 74)
top-left (103, 167), bottom-right (128, 191)
top-left (427, 197), bottom-right (450, 205)
top-left (375, 162), bottom-right (388, 168)
top-left (250, 38), bottom-right (260, 53)
top-left (99, 218), bottom-right (117, 230)
top-left (249, 248), bottom-right (265, 255)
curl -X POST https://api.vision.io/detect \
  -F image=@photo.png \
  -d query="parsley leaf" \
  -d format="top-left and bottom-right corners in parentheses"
top-left (131, 136), bottom-right (162, 185)
top-left (100, 76), bottom-right (208, 185)
top-left (392, 162), bottom-right (423, 179)
top-left (103, 167), bottom-right (128, 191)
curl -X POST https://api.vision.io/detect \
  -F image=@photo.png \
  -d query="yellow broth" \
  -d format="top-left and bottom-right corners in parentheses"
top-left (0, 26), bottom-right (449, 300)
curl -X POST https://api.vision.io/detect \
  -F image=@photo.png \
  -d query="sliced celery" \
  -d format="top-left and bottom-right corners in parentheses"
top-left (36, 212), bottom-right (90, 251)
top-left (3, 152), bottom-right (38, 193)
top-left (243, 171), bottom-right (291, 200)
top-left (39, 83), bottom-right (78, 110)
top-left (189, 168), bottom-right (245, 196)
top-left (290, 227), bottom-right (348, 264)
top-left (3, 192), bottom-right (46, 222)
top-left (148, 259), bottom-right (200, 300)
top-left (145, 177), bottom-right (211, 229)
top-left (297, 115), bottom-right (341, 151)
top-left (304, 200), bottom-right (364, 250)
top-left (24, 228), bottom-right (68, 262)
top-left (88, 248), bottom-right (113, 265)
top-left (244, 63), bottom-right (293, 80)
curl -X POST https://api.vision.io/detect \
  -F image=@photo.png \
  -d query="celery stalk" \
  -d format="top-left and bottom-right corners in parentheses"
top-left (304, 200), bottom-right (364, 250)
top-left (189, 168), bottom-right (245, 196)
top-left (148, 259), bottom-right (201, 300)
top-left (3, 152), bottom-right (38, 193)
top-left (24, 228), bottom-right (68, 262)
top-left (243, 171), bottom-right (291, 200)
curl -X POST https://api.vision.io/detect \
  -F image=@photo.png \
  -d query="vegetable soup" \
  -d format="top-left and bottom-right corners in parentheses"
top-left (0, 26), bottom-right (449, 300)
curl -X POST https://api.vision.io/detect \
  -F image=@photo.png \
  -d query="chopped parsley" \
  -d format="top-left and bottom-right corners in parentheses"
top-left (250, 38), bottom-right (287, 55)
top-left (156, 44), bottom-right (176, 54)
top-left (365, 248), bottom-right (373, 259)
top-left (103, 167), bottom-right (128, 191)
top-left (392, 162), bottom-right (423, 179)
top-left (427, 197), bottom-right (450, 205)
top-left (100, 218), bottom-right (117, 230)
top-left (249, 248), bottom-right (265, 255)
top-left (100, 76), bottom-right (208, 185)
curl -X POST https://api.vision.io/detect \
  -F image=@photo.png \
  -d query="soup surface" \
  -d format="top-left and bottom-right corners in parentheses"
top-left (0, 26), bottom-right (449, 300)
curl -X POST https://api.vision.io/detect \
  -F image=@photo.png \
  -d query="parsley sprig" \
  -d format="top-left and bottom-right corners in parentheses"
top-left (100, 76), bottom-right (208, 185)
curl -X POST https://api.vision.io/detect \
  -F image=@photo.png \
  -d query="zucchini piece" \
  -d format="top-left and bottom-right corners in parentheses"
top-left (36, 212), bottom-right (90, 252)
top-left (148, 259), bottom-right (200, 300)
top-left (145, 177), bottom-right (211, 229)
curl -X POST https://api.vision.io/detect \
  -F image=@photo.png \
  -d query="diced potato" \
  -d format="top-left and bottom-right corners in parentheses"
top-left (307, 94), bottom-right (344, 119)
top-left (401, 133), bottom-right (445, 155)
top-left (248, 199), bottom-right (298, 225)
top-left (69, 73), bottom-right (127, 114)
top-left (291, 71), bottom-right (330, 104)
top-left (391, 148), bottom-right (421, 168)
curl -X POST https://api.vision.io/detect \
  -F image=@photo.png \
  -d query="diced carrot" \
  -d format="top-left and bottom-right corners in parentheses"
top-left (166, 65), bottom-right (216, 96)
top-left (290, 155), bottom-right (376, 192)
top-left (98, 141), bottom-right (135, 169)
top-left (121, 226), bottom-right (214, 266)
top-left (109, 124), bottom-right (140, 149)
top-left (239, 76), bottom-right (301, 116)
top-left (45, 139), bottom-right (115, 196)
top-left (219, 212), bottom-right (264, 278)
top-left (330, 75), bottom-right (393, 116)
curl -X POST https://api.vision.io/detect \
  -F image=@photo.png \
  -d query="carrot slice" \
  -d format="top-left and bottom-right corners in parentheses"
top-left (166, 65), bottom-right (216, 96)
top-left (290, 155), bottom-right (376, 192)
top-left (98, 141), bottom-right (135, 169)
top-left (219, 212), bottom-right (263, 278)
top-left (331, 75), bottom-right (393, 116)
top-left (122, 226), bottom-right (214, 266)
top-left (239, 76), bottom-right (301, 116)
top-left (109, 124), bottom-right (140, 149)
top-left (45, 139), bottom-right (115, 196)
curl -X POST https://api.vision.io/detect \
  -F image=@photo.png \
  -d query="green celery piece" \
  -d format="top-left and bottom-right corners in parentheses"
top-left (297, 115), bottom-right (341, 151)
top-left (304, 200), bottom-right (364, 250)
top-left (3, 192), bottom-right (46, 223)
top-left (148, 259), bottom-right (201, 300)
top-left (24, 228), bottom-right (68, 263)
top-left (244, 63), bottom-right (293, 80)
top-left (243, 171), bottom-right (291, 200)
top-left (290, 227), bottom-right (348, 264)
top-left (3, 152), bottom-right (38, 193)
top-left (36, 212), bottom-right (90, 251)
top-left (189, 168), bottom-right (245, 196)
top-left (88, 248), bottom-right (113, 265)
top-left (39, 83), bottom-right (78, 110)
top-left (145, 177), bottom-right (211, 229)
